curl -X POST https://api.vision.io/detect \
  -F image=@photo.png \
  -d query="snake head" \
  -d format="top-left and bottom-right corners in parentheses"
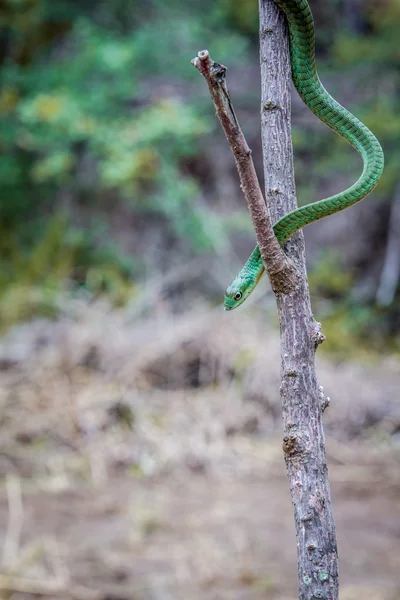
top-left (224, 274), bottom-right (253, 311)
top-left (224, 245), bottom-right (264, 310)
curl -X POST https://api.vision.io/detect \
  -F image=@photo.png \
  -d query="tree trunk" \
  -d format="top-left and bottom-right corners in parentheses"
top-left (259, 2), bottom-right (339, 598)
top-left (192, 0), bottom-right (339, 594)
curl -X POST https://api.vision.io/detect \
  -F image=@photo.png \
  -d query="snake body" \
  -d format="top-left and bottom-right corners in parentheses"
top-left (224, 0), bottom-right (384, 310)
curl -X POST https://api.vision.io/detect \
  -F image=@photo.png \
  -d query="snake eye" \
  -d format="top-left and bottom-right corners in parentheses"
top-left (234, 291), bottom-right (243, 301)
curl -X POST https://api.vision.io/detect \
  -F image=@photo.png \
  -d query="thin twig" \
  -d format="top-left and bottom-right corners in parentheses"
top-left (376, 180), bottom-right (400, 306)
top-left (0, 574), bottom-right (103, 600)
top-left (191, 50), bottom-right (298, 293)
top-left (0, 574), bottom-right (159, 600)
top-left (1, 474), bottom-right (23, 569)
top-left (45, 536), bottom-right (70, 584)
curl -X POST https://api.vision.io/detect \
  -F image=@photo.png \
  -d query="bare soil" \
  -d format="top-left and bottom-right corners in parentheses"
top-left (0, 301), bottom-right (399, 600)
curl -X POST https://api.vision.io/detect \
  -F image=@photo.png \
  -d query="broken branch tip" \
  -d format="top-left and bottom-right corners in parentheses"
top-left (198, 49), bottom-right (209, 60)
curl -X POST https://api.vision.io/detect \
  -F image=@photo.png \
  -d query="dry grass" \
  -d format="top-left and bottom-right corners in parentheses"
top-left (0, 300), bottom-right (399, 599)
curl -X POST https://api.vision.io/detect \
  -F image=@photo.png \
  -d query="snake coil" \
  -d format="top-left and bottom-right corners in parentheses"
top-left (224, 0), bottom-right (384, 311)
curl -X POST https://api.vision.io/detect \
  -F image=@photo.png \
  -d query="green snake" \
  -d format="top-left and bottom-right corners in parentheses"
top-left (224, 0), bottom-right (384, 311)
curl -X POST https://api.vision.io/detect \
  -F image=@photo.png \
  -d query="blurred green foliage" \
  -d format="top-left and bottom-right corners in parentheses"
top-left (0, 0), bottom-right (399, 353)
top-left (307, 0), bottom-right (400, 354)
top-left (309, 251), bottom-right (400, 359)
top-left (0, 0), bottom-right (250, 327)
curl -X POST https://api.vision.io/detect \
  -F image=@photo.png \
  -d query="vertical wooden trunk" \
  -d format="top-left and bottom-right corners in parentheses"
top-left (259, 2), bottom-right (339, 598)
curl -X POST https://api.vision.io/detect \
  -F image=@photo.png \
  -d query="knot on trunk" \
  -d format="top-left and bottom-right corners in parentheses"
top-left (282, 434), bottom-right (307, 457)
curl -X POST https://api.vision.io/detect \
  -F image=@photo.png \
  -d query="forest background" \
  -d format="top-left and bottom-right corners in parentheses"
top-left (1, 0), bottom-right (399, 346)
top-left (0, 1), bottom-right (399, 599)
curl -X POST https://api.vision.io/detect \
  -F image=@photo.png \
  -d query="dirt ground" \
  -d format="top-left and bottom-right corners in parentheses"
top-left (0, 301), bottom-right (399, 600)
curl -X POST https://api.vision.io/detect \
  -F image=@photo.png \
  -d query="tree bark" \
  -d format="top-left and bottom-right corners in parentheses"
top-left (191, 50), bottom-right (297, 293)
top-left (192, 0), bottom-right (339, 595)
top-left (259, 2), bottom-right (339, 598)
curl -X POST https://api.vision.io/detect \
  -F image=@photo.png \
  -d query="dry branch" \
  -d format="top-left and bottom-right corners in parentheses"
top-left (0, 574), bottom-right (153, 600)
top-left (376, 180), bottom-right (400, 306)
top-left (1, 474), bottom-right (23, 569)
top-left (0, 574), bottom-right (103, 600)
top-left (191, 50), bottom-right (298, 293)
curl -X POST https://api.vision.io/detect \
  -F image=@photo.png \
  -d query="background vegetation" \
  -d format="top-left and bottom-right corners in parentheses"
top-left (0, 0), bottom-right (399, 347)
top-left (0, 3), bottom-right (399, 599)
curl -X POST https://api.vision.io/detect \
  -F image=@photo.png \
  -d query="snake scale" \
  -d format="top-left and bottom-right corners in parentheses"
top-left (223, 0), bottom-right (384, 310)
